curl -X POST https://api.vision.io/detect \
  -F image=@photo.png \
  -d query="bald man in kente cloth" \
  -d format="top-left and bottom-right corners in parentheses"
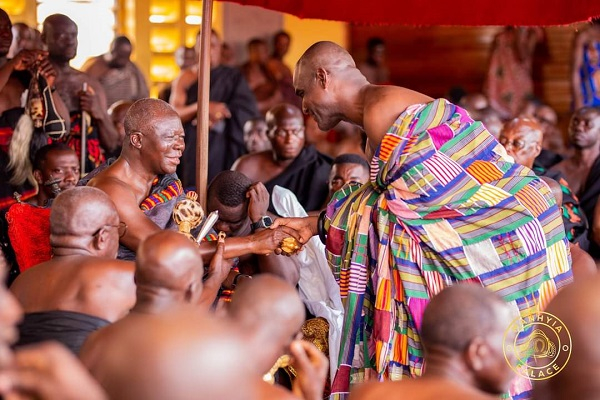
top-left (274, 41), bottom-right (572, 399)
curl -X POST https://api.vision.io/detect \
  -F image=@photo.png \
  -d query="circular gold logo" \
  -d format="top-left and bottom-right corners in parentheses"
top-left (503, 311), bottom-right (572, 380)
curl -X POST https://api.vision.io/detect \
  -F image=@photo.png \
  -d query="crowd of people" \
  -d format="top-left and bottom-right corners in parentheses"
top-left (0, 7), bottom-right (599, 400)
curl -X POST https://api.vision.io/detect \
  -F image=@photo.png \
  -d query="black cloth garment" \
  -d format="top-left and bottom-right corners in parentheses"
top-left (179, 65), bottom-right (259, 188)
top-left (534, 148), bottom-right (563, 170)
top-left (15, 310), bottom-right (110, 355)
top-left (578, 155), bottom-right (600, 258)
top-left (534, 165), bottom-right (589, 250)
top-left (265, 145), bottom-right (332, 212)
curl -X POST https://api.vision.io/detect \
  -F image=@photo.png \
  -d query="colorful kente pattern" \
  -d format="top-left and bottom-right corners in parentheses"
top-left (325, 99), bottom-right (572, 399)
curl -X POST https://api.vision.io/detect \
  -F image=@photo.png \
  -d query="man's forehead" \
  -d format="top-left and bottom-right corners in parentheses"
top-left (50, 21), bottom-right (77, 33)
top-left (501, 121), bottom-right (541, 137)
top-left (274, 115), bottom-right (303, 127)
top-left (47, 150), bottom-right (78, 162)
top-left (335, 163), bottom-right (368, 175)
top-left (577, 109), bottom-right (600, 121)
top-left (0, 13), bottom-right (10, 27)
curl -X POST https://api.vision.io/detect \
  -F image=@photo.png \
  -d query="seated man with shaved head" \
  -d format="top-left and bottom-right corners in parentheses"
top-left (350, 284), bottom-right (516, 400)
top-left (85, 98), bottom-right (301, 263)
top-left (0, 249), bottom-right (108, 400)
top-left (228, 275), bottom-right (328, 400)
top-left (80, 230), bottom-right (225, 373)
top-left (10, 187), bottom-right (135, 354)
top-left (273, 41), bottom-right (571, 398)
top-left (233, 103), bottom-right (332, 212)
top-left (533, 273), bottom-right (600, 400)
top-left (81, 235), bottom-right (323, 400)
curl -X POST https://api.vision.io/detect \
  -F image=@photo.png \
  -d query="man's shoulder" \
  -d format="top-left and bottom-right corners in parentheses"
top-left (233, 151), bottom-right (271, 169)
top-left (87, 170), bottom-right (136, 199)
top-left (61, 67), bottom-right (102, 87)
top-left (80, 56), bottom-right (106, 73)
top-left (86, 258), bottom-right (135, 274)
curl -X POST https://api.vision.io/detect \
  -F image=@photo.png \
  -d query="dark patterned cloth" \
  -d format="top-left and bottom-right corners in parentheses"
top-left (533, 164), bottom-right (589, 249)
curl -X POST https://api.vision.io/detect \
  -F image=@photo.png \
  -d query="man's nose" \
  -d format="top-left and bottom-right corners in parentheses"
top-left (174, 136), bottom-right (185, 151)
top-left (64, 169), bottom-right (77, 181)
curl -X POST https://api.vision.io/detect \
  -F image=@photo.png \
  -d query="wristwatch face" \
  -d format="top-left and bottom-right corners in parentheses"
top-left (262, 216), bottom-right (273, 227)
top-left (253, 216), bottom-right (273, 231)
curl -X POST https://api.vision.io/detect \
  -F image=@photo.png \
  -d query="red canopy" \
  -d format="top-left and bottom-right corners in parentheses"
top-left (224, 0), bottom-right (600, 26)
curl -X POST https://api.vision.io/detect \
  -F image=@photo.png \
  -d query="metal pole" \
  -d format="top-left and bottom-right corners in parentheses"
top-left (196, 0), bottom-right (213, 210)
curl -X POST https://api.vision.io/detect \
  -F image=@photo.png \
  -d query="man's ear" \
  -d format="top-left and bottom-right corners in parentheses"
top-left (92, 228), bottom-right (109, 251)
top-left (316, 67), bottom-right (329, 89)
top-left (130, 132), bottom-right (142, 149)
top-left (33, 170), bottom-right (43, 185)
top-left (185, 281), bottom-right (201, 303)
top-left (465, 337), bottom-right (489, 372)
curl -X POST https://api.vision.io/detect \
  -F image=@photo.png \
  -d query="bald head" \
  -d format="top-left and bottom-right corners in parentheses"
top-left (296, 41), bottom-right (356, 72)
top-left (422, 284), bottom-right (511, 353)
top-left (124, 98), bottom-right (178, 136)
top-left (540, 176), bottom-right (563, 205)
top-left (502, 118), bottom-right (543, 142)
top-left (534, 275), bottom-right (600, 399)
top-left (499, 117), bottom-right (543, 168)
top-left (229, 275), bottom-right (304, 331)
top-left (294, 41), bottom-right (368, 131)
top-left (42, 14), bottom-right (75, 33)
top-left (90, 312), bottom-right (255, 400)
top-left (135, 230), bottom-right (203, 298)
top-left (229, 275), bottom-right (305, 371)
top-left (50, 187), bottom-right (118, 239)
top-left (265, 103), bottom-right (303, 130)
top-left (42, 14), bottom-right (77, 63)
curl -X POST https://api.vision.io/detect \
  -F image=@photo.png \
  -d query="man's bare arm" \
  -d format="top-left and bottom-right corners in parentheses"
top-left (199, 226), bottom-right (302, 261)
top-left (169, 69), bottom-right (198, 123)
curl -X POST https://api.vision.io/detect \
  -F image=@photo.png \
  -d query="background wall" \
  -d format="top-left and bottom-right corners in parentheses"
top-left (349, 24), bottom-right (584, 123)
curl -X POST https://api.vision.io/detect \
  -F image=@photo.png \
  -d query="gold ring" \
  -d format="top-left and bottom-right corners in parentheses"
top-left (215, 112), bottom-right (223, 119)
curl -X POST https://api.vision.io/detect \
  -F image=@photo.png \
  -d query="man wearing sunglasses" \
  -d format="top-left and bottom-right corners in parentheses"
top-left (9, 187), bottom-right (136, 354)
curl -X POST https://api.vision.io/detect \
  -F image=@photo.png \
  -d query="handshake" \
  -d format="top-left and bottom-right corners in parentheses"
top-left (256, 216), bottom-right (320, 256)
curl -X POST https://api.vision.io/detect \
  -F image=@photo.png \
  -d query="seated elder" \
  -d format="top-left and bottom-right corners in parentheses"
top-left (10, 187), bottom-right (135, 354)
top-left (85, 98), bottom-right (302, 261)
top-left (350, 284), bottom-right (516, 400)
